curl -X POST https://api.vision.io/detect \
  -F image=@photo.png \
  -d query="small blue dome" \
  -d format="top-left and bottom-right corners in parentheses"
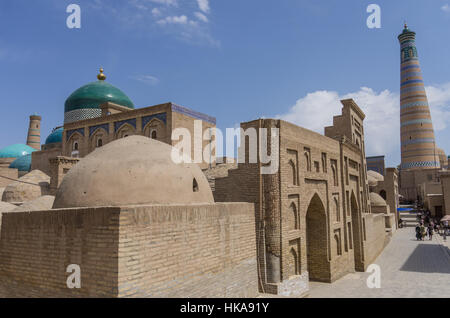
top-left (0, 144), bottom-right (36, 159)
top-left (45, 127), bottom-right (64, 145)
top-left (9, 154), bottom-right (32, 172)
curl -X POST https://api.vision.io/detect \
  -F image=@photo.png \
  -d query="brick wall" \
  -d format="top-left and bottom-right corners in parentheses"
top-left (363, 213), bottom-right (387, 266)
top-left (202, 162), bottom-right (237, 191)
top-left (0, 167), bottom-right (18, 188)
top-left (117, 203), bottom-right (257, 297)
top-left (31, 147), bottom-right (62, 176)
top-left (440, 172), bottom-right (450, 216)
top-left (0, 203), bottom-right (257, 298)
top-left (0, 207), bottom-right (120, 297)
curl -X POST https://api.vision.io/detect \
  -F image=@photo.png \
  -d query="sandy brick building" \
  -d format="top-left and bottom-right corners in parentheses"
top-left (0, 70), bottom-right (392, 298)
top-left (62, 101), bottom-right (216, 170)
top-left (208, 99), bottom-right (388, 296)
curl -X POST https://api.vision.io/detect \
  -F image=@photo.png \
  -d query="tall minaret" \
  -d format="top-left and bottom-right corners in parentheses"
top-left (398, 24), bottom-right (440, 170)
top-left (26, 114), bottom-right (41, 150)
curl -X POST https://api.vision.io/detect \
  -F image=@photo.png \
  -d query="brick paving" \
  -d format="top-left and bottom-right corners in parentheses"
top-left (308, 228), bottom-right (450, 298)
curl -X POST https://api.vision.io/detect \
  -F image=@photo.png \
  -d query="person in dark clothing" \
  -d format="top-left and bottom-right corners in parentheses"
top-left (427, 225), bottom-right (433, 240)
top-left (415, 225), bottom-right (421, 241)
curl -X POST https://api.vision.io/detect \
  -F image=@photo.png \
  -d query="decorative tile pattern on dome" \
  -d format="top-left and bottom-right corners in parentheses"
top-left (66, 128), bottom-right (85, 141)
top-left (64, 108), bottom-right (102, 124)
top-left (114, 118), bottom-right (137, 132)
top-left (142, 113), bottom-right (167, 129)
top-left (89, 123), bottom-right (110, 137)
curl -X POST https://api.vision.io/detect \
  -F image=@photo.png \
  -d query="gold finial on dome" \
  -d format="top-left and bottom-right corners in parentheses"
top-left (97, 68), bottom-right (106, 81)
top-left (404, 22), bottom-right (407, 29)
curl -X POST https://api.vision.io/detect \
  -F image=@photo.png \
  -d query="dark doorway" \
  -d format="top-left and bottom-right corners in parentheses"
top-left (351, 192), bottom-right (364, 271)
top-left (306, 193), bottom-right (328, 281)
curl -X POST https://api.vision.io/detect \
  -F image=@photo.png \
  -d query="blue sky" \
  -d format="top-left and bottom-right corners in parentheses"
top-left (1, 0), bottom-right (450, 167)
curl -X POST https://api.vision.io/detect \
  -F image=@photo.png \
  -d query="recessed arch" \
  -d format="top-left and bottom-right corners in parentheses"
top-left (89, 127), bottom-right (108, 151)
top-left (334, 197), bottom-right (340, 222)
top-left (143, 118), bottom-right (166, 141)
top-left (193, 178), bottom-right (199, 192)
top-left (67, 132), bottom-right (83, 157)
top-left (334, 233), bottom-right (342, 256)
top-left (288, 159), bottom-right (297, 186)
top-left (306, 193), bottom-right (329, 281)
top-left (304, 151), bottom-right (311, 172)
top-left (350, 191), bottom-right (364, 269)
top-left (287, 202), bottom-right (299, 231)
top-left (289, 247), bottom-right (299, 277)
top-left (115, 123), bottom-right (136, 139)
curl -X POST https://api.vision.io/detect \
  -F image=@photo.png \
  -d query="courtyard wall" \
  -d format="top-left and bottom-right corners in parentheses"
top-left (0, 203), bottom-right (257, 298)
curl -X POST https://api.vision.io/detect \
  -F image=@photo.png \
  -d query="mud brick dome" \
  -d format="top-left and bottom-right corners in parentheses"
top-left (53, 136), bottom-right (214, 208)
top-left (1, 170), bottom-right (50, 203)
top-left (369, 192), bottom-right (388, 207)
top-left (367, 170), bottom-right (384, 182)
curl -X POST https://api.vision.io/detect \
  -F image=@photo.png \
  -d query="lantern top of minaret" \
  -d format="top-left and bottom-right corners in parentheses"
top-left (398, 23), bottom-right (415, 41)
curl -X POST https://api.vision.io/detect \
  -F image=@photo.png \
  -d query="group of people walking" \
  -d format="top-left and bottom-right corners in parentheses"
top-left (415, 223), bottom-right (434, 241)
top-left (414, 209), bottom-right (448, 241)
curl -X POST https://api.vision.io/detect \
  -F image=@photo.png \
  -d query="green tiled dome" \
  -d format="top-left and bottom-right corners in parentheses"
top-left (45, 127), bottom-right (64, 145)
top-left (0, 144), bottom-right (36, 159)
top-left (9, 154), bottom-right (32, 172)
top-left (65, 80), bottom-right (134, 113)
top-left (63, 69), bottom-right (134, 124)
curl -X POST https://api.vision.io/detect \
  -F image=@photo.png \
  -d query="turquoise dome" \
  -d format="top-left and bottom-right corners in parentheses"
top-left (9, 154), bottom-right (32, 172)
top-left (0, 144), bottom-right (36, 159)
top-left (45, 127), bottom-right (64, 145)
top-left (65, 80), bottom-right (134, 113)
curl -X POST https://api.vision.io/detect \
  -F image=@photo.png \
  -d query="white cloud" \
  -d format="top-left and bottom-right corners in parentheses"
top-left (194, 12), bottom-right (209, 23)
top-left (425, 83), bottom-right (450, 131)
top-left (277, 84), bottom-right (450, 164)
top-left (130, 74), bottom-right (160, 86)
top-left (157, 15), bottom-right (188, 25)
top-left (149, 0), bottom-right (177, 6)
top-left (152, 8), bottom-right (162, 17)
top-left (86, 0), bottom-right (218, 47)
top-left (277, 87), bottom-right (399, 159)
top-left (441, 4), bottom-right (450, 12)
top-left (197, 0), bottom-right (210, 13)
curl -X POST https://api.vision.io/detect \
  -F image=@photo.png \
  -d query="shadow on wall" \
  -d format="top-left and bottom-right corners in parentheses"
top-left (400, 244), bottom-right (450, 274)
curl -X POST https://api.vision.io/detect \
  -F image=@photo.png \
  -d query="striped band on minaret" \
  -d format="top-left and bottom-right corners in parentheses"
top-left (398, 25), bottom-right (440, 170)
top-left (27, 115), bottom-right (41, 151)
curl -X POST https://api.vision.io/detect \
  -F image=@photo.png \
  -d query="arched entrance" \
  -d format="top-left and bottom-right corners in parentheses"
top-left (350, 192), bottom-right (364, 270)
top-left (306, 193), bottom-right (329, 281)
